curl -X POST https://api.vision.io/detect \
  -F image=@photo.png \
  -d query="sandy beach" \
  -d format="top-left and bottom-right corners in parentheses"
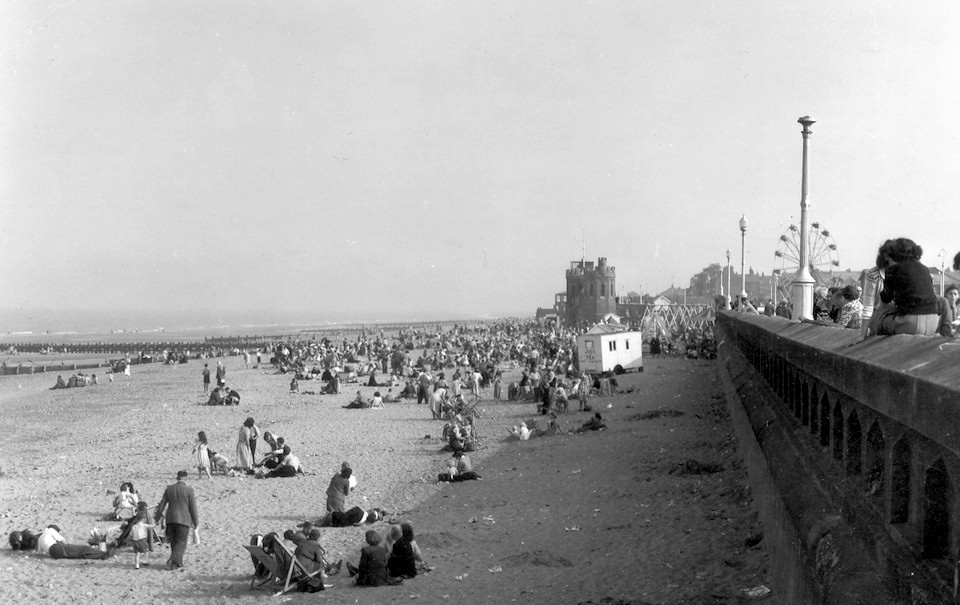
top-left (0, 353), bottom-right (767, 604)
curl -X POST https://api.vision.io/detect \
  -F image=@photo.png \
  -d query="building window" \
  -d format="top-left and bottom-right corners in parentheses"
top-left (608, 341), bottom-right (617, 352)
top-left (601, 283), bottom-right (606, 297)
top-left (590, 283), bottom-right (595, 297)
top-left (625, 339), bottom-right (630, 349)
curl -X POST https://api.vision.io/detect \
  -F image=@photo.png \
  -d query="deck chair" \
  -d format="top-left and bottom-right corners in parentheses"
top-left (244, 545), bottom-right (280, 590)
top-left (272, 540), bottom-right (327, 595)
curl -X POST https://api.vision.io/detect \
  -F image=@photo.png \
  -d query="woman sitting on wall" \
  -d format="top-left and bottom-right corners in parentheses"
top-left (868, 238), bottom-right (940, 336)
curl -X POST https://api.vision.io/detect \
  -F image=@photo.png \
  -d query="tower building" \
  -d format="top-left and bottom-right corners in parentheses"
top-left (565, 257), bottom-right (617, 326)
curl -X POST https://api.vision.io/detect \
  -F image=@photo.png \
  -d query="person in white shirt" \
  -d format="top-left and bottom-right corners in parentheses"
top-left (38, 525), bottom-right (111, 559)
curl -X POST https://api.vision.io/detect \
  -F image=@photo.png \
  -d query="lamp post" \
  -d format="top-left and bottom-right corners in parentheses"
top-left (725, 249), bottom-right (731, 306)
top-left (739, 215), bottom-right (748, 308)
top-left (939, 249), bottom-right (947, 296)
top-left (792, 116), bottom-right (816, 320)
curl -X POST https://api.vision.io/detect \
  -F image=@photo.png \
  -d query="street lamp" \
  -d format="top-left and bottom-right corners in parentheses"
top-left (939, 249), bottom-right (947, 296)
top-left (792, 116), bottom-right (817, 320)
top-left (725, 249), bottom-right (731, 306)
top-left (739, 215), bottom-right (748, 308)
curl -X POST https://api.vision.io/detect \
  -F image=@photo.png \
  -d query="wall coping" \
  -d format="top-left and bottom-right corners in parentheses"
top-left (719, 311), bottom-right (960, 458)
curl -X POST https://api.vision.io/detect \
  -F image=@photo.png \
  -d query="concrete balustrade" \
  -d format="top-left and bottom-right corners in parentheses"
top-left (718, 311), bottom-right (960, 604)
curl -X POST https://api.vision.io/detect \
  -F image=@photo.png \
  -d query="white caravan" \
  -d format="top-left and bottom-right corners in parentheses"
top-left (576, 324), bottom-right (644, 375)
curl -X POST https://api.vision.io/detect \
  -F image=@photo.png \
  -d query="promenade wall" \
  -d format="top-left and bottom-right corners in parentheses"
top-left (717, 311), bottom-right (960, 604)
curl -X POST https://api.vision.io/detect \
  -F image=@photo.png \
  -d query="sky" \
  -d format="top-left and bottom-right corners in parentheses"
top-left (1, 1), bottom-right (959, 332)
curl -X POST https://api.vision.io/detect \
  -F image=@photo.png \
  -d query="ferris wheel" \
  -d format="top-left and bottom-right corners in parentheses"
top-left (773, 222), bottom-right (840, 293)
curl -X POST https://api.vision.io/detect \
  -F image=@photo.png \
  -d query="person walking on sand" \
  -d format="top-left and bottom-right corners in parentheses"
top-left (154, 470), bottom-right (199, 570)
top-left (202, 364), bottom-right (210, 394)
top-left (216, 360), bottom-right (226, 387)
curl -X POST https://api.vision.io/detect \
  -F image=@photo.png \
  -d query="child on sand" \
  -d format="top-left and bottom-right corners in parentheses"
top-left (193, 431), bottom-right (213, 479)
top-left (493, 372), bottom-right (502, 400)
top-left (128, 502), bottom-right (155, 569)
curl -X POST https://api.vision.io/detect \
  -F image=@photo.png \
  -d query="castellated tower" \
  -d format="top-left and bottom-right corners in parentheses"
top-left (565, 257), bottom-right (618, 326)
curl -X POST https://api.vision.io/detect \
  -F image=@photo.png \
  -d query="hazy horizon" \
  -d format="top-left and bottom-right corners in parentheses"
top-left (0, 306), bottom-right (522, 336)
top-left (3, 2), bottom-right (958, 326)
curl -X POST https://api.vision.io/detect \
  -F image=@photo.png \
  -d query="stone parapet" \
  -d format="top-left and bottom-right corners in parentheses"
top-left (718, 311), bottom-right (959, 604)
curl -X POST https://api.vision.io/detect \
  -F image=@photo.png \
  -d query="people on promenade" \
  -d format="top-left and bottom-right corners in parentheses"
top-left (869, 238), bottom-right (940, 336)
top-left (153, 470), bottom-right (199, 570)
top-left (942, 285), bottom-right (959, 337)
top-left (818, 285), bottom-right (863, 330)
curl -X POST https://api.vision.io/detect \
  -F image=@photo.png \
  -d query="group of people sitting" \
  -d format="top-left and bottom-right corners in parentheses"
top-left (253, 432), bottom-right (304, 478)
top-left (342, 390), bottom-right (386, 409)
top-left (440, 414), bottom-right (479, 452)
top-left (508, 412), bottom-right (566, 440)
top-left (437, 450), bottom-right (481, 482)
top-left (251, 520), bottom-right (431, 591)
top-left (51, 372), bottom-right (99, 389)
top-left (206, 385), bottom-right (241, 405)
top-left (8, 480), bottom-right (169, 571)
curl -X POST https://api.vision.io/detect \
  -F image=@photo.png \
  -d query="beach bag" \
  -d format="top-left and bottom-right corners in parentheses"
top-left (297, 576), bottom-right (325, 592)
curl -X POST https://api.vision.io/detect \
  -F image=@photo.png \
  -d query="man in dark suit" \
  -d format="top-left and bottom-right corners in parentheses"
top-left (154, 470), bottom-right (199, 570)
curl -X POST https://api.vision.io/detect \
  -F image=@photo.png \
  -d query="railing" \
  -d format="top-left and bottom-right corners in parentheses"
top-left (719, 311), bottom-right (960, 603)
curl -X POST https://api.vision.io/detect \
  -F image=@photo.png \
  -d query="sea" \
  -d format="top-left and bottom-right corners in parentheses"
top-left (0, 307), bottom-right (503, 343)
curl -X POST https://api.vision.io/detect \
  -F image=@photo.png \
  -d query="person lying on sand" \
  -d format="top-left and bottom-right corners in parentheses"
top-left (324, 506), bottom-right (386, 527)
top-left (575, 412), bottom-right (607, 433)
top-left (37, 525), bottom-right (113, 560)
